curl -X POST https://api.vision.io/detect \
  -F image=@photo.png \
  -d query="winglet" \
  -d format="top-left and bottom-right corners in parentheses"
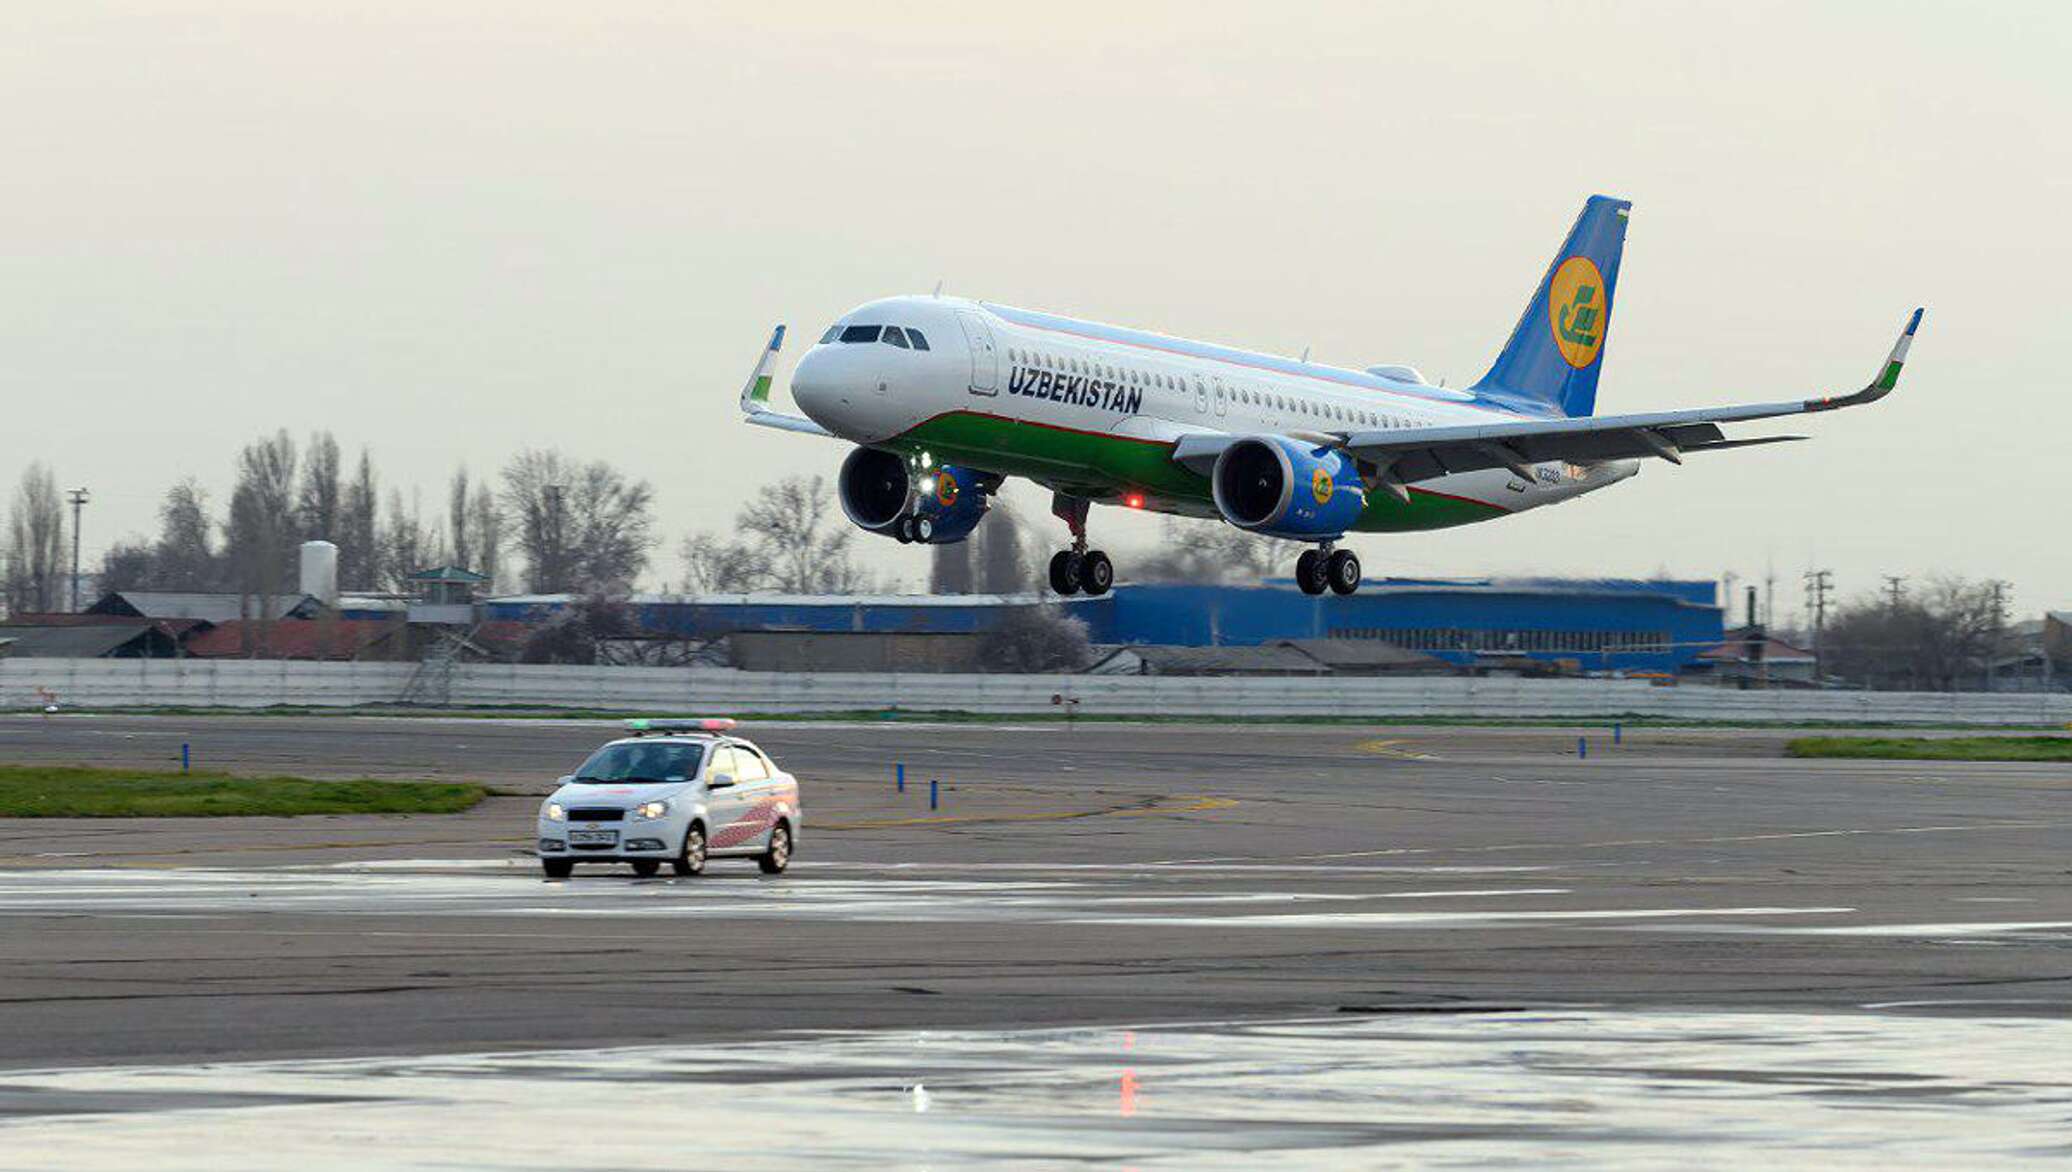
top-left (1806, 308), bottom-right (1923, 412)
top-left (737, 323), bottom-right (834, 438)
top-left (740, 324), bottom-right (786, 414)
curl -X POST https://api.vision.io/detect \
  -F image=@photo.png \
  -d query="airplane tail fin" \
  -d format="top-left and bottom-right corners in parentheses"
top-left (1471, 194), bottom-right (1631, 418)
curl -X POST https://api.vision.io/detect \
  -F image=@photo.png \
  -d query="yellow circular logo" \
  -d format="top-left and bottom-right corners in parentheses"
top-left (1311, 467), bottom-right (1334, 505)
top-left (936, 471), bottom-right (959, 508)
top-left (1546, 256), bottom-right (1608, 369)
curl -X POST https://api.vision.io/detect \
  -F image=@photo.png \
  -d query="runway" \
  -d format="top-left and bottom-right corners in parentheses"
top-left (2, 715), bottom-right (2069, 1160)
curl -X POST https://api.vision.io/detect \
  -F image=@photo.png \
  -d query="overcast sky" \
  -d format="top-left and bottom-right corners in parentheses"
top-left (6, 1), bottom-right (2066, 620)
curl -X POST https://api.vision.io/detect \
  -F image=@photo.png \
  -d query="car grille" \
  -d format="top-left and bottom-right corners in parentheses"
top-left (567, 807), bottom-right (625, 822)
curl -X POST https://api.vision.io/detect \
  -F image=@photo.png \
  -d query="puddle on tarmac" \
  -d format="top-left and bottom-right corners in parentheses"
top-left (3, 1011), bottom-right (2070, 1168)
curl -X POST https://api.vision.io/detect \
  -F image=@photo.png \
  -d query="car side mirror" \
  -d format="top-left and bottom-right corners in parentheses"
top-left (557, 775), bottom-right (575, 786)
top-left (709, 774), bottom-right (735, 788)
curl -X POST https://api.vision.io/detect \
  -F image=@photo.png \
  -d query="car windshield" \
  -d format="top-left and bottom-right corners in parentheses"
top-left (570, 742), bottom-right (704, 784)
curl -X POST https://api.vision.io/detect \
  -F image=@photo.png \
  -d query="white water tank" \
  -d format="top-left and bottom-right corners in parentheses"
top-left (299, 540), bottom-right (339, 604)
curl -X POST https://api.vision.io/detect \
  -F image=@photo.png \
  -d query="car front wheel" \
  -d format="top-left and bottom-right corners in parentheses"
top-left (758, 822), bottom-right (792, 875)
top-left (672, 824), bottom-right (707, 877)
top-left (541, 858), bottom-right (574, 879)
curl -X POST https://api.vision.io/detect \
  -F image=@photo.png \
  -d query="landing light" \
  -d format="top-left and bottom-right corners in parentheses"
top-left (920, 476), bottom-right (937, 494)
top-left (919, 452), bottom-right (934, 469)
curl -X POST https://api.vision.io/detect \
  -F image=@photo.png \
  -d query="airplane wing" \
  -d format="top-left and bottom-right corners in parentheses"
top-left (739, 324), bottom-right (834, 437)
top-left (1331, 308), bottom-right (1922, 498)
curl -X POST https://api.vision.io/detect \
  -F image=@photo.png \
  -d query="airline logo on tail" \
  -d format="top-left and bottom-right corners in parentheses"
top-left (1547, 256), bottom-right (1607, 368)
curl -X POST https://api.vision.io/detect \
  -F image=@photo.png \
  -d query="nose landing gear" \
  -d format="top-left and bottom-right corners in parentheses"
top-left (1046, 493), bottom-right (1114, 597)
top-left (1296, 545), bottom-right (1361, 596)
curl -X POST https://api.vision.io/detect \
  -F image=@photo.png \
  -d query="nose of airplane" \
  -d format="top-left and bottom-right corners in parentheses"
top-left (790, 346), bottom-right (840, 429)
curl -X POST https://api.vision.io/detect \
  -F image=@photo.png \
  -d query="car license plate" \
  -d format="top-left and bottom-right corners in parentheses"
top-left (569, 829), bottom-right (617, 845)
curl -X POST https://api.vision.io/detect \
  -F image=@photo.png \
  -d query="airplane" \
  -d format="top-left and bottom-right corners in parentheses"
top-left (738, 195), bottom-right (1921, 597)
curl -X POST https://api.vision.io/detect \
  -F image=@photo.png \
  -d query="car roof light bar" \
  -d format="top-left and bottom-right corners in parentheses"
top-left (624, 718), bottom-right (737, 736)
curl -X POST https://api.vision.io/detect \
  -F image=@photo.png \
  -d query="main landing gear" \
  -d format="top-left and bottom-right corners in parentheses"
top-left (1046, 493), bottom-right (1114, 597)
top-left (1296, 545), bottom-right (1362, 596)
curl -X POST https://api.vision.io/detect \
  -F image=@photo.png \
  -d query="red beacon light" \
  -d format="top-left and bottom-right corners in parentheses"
top-left (624, 717), bottom-right (737, 736)
top-left (1124, 492), bottom-right (1145, 509)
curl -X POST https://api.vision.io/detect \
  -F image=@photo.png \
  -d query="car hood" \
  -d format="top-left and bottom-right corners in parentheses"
top-left (549, 781), bottom-right (696, 807)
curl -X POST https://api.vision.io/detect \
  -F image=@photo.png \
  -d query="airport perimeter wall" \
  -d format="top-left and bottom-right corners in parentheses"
top-left (3, 657), bottom-right (2071, 725)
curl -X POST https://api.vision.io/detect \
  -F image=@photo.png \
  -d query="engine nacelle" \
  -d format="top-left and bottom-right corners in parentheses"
top-left (837, 446), bottom-right (912, 534)
top-left (1210, 436), bottom-right (1366, 540)
top-left (910, 464), bottom-right (991, 544)
top-left (837, 447), bottom-right (993, 544)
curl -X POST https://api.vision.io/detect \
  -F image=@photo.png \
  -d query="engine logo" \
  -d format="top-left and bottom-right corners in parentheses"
top-left (1311, 466), bottom-right (1334, 505)
top-left (936, 470), bottom-right (959, 507)
top-left (1547, 256), bottom-right (1607, 369)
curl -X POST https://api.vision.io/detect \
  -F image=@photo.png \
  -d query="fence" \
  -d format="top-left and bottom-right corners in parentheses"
top-left (3, 657), bottom-right (2070, 725)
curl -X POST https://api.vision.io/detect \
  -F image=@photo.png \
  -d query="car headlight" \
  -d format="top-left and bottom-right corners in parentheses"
top-left (633, 800), bottom-right (670, 820)
top-left (545, 802), bottom-right (566, 822)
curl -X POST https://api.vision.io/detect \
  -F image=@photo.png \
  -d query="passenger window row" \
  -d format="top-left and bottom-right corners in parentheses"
top-left (1001, 345), bottom-right (1420, 431)
top-left (827, 324), bottom-right (931, 350)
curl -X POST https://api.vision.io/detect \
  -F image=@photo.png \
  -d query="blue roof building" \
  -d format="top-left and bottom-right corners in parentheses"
top-left (485, 577), bottom-right (1722, 675)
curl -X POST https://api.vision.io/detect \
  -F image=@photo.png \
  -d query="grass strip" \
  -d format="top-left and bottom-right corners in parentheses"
top-left (0, 766), bottom-right (489, 818)
top-left (1785, 736), bottom-right (2072, 762)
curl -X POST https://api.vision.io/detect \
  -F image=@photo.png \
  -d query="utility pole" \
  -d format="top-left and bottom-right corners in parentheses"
top-left (1803, 569), bottom-right (1833, 682)
top-left (1882, 575), bottom-right (1908, 611)
top-left (66, 487), bottom-right (90, 613)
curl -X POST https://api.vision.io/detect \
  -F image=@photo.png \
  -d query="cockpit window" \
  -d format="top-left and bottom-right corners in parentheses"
top-left (819, 324), bottom-right (840, 345)
top-left (882, 325), bottom-right (911, 348)
top-left (906, 328), bottom-right (929, 351)
top-left (840, 325), bottom-right (881, 344)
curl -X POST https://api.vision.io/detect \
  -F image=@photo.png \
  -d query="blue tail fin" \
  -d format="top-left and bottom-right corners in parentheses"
top-left (1471, 195), bottom-right (1631, 418)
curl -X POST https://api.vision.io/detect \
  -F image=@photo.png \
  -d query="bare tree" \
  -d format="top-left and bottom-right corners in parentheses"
top-left (978, 605), bottom-right (1092, 672)
top-left (380, 488), bottom-right (438, 591)
top-left (3, 463), bottom-right (67, 614)
top-left (469, 481), bottom-right (504, 588)
top-left (1824, 575), bottom-right (2005, 691)
top-left (339, 448), bottom-right (381, 591)
top-left (1134, 517), bottom-right (1285, 584)
top-left (448, 469), bottom-right (474, 572)
top-left (502, 449), bottom-right (655, 594)
top-left (974, 501), bottom-right (1029, 594)
top-left (223, 431), bottom-right (299, 607)
top-left (154, 478), bottom-right (222, 590)
top-left (930, 540), bottom-right (974, 594)
top-left (297, 430), bottom-right (342, 541)
top-left (680, 535), bottom-right (768, 594)
top-left (679, 474), bottom-right (873, 595)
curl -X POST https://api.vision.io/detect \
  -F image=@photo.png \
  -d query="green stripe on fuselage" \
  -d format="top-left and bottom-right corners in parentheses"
top-left (894, 411), bottom-right (1505, 533)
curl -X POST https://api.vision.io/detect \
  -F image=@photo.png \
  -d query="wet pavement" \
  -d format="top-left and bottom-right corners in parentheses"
top-left (3, 716), bottom-right (2070, 1161)
top-left (5, 1011), bottom-right (2070, 1168)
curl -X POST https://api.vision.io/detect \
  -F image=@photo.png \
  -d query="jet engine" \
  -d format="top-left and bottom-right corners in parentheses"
top-left (837, 446), bottom-right (993, 544)
top-left (837, 447), bottom-right (911, 534)
top-left (1210, 436), bottom-right (1366, 540)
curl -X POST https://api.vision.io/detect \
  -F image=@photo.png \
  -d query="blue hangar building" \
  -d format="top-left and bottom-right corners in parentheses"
top-left (486, 578), bottom-right (1724, 675)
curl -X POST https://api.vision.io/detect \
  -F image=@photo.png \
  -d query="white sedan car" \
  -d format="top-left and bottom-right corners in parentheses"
top-left (536, 719), bottom-right (800, 879)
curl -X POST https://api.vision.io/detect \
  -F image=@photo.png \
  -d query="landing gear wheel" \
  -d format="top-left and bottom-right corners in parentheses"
top-left (671, 824), bottom-right (707, 877)
top-left (1079, 550), bottom-right (1113, 596)
top-left (1296, 549), bottom-right (1327, 595)
top-left (1049, 550), bottom-right (1082, 596)
top-left (894, 517), bottom-right (916, 544)
top-left (630, 859), bottom-right (660, 878)
top-left (915, 516), bottom-right (935, 542)
top-left (1326, 549), bottom-right (1361, 596)
top-left (758, 822), bottom-right (793, 875)
top-left (541, 858), bottom-right (574, 879)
